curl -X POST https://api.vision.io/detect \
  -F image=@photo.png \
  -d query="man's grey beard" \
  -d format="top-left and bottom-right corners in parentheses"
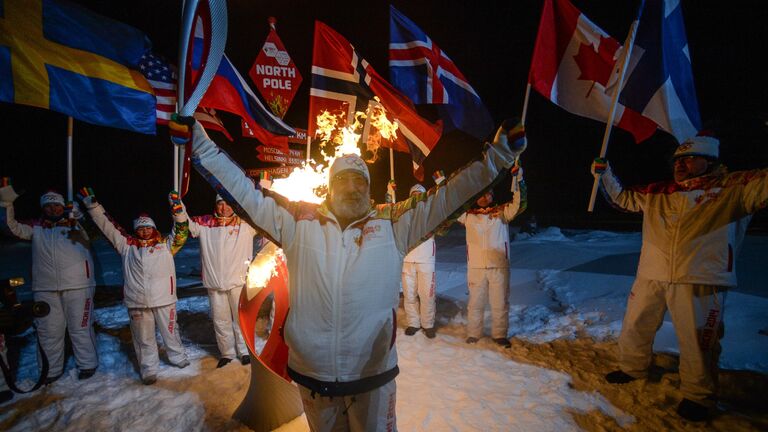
top-left (331, 192), bottom-right (371, 221)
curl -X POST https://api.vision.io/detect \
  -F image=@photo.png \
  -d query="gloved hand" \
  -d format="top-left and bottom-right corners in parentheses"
top-left (67, 201), bottom-right (84, 220)
top-left (77, 187), bottom-right (98, 209)
top-left (168, 190), bottom-right (187, 223)
top-left (0, 176), bottom-right (19, 205)
top-left (494, 118), bottom-right (527, 153)
top-left (591, 158), bottom-right (609, 177)
top-left (432, 170), bottom-right (446, 186)
top-left (169, 113), bottom-right (196, 146)
top-left (385, 180), bottom-right (396, 204)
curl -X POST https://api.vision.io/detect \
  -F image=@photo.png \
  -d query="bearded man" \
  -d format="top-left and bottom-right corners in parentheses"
top-left (179, 116), bottom-right (526, 431)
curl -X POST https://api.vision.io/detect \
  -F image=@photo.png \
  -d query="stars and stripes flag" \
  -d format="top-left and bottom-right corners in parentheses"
top-left (310, 21), bottom-right (442, 181)
top-left (138, 51), bottom-right (232, 140)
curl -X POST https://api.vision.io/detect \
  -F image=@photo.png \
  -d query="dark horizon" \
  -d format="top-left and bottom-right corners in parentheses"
top-left (2, 0), bottom-right (767, 233)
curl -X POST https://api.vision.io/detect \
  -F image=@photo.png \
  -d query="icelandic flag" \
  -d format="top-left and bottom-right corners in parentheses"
top-left (310, 21), bottom-right (442, 181)
top-left (619, 0), bottom-right (702, 143)
top-left (0, 0), bottom-right (156, 134)
top-left (388, 6), bottom-right (494, 141)
top-left (191, 31), bottom-right (294, 149)
top-left (528, 0), bottom-right (658, 143)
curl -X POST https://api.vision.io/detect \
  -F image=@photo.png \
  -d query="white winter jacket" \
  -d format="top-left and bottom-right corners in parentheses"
top-left (188, 214), bottom-right (257, 290)
top-left (190, 121), bottom-right (520, 391)
top-left (88, 204), bottom-right (189, 308)
top-left (2, 205), bottom-right (95, 291)
top-left (599, 166), bottom-right (768, 286)
top-left (403, 236), bottom-right (435, 264)
top-left (458, 186), bottom-right (525, 269)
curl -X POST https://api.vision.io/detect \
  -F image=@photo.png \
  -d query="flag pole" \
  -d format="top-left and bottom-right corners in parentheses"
top-left (510, 83), bottom-right (531, 193)
top-left (174, 1), bottom-right (185, 193)
top-left (66, 116), bottom-right (74, 203)
top-left (520, 83), bottom-right (531, 126)
top-left (388, 147), bottom-right (396, 202)
top-left (587, 0), bottom-right (645, 212)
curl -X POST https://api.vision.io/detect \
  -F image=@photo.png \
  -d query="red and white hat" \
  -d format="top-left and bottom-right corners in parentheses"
top-left (673, 134), bottom-right (719, 160)
top-left (39, 191), bottom-right (65, 208)
top-left (329, 154), bottom-right (370, 185)
top-left (133, 213), bottom-right (156, 230)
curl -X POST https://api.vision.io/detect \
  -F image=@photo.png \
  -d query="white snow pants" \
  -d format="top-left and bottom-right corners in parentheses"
top-left (618, 278), bottom-right (726, 401)
top-left (208, 286), bottom-right (248, 359)
top-left (401, 262), bottom-right (436, 329)
top-left (466, 267), bottom-right (510, 339)
top-left (299, 379), bottom-right (397, 432)
top-left (128, 303), bottom-right (187, 379)
top-left (0, 334), bottom-right (9, 392)
top-left (33, 287), bottom-right (98, 377)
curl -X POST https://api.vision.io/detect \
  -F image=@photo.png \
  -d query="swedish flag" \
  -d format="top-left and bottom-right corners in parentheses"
top-left (0, 0), bottom-right (157, 134)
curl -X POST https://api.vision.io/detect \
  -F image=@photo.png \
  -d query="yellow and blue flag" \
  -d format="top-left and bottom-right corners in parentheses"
top-left (0, 0), bottom-right (157, 134)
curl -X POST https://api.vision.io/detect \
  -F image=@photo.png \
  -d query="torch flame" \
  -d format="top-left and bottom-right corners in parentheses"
top-left (245, 242), bottom-right (283, 297)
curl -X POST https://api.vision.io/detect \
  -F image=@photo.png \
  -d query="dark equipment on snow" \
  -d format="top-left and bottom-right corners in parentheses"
top-left (0, 276), bottom-right (51, 394)
top-left (0, 277), bottom-right (50, 335)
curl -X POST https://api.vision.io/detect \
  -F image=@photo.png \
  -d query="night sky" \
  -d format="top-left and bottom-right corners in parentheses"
top-left (1, 0), bottom-right (767, 233)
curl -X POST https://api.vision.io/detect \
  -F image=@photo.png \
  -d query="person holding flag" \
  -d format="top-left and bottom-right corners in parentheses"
top-left (79, 188), bottom-right (190, 385)
top-left (0, 181), bottom-right (98, 383)
top-left (591, 134), bottom-right (768, 422)
top-left (172, 113), bottom-right (526, 431)
top-left (185, 195), bottom-right (260, 368)
top-left (458, 164), bottom-right (527, 348)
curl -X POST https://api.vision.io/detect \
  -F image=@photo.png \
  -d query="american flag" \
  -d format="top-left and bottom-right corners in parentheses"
top-left (139, 51), bottom-right (176, 125)
top-left (138, 51), bottom-right (232, 140)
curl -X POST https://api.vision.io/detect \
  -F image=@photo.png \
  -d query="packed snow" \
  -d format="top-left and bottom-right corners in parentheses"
top-left (1, 227), bottom-right (767, 431)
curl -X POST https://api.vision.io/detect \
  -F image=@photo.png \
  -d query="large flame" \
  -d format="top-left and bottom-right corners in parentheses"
top-left (245, 242), bottom-right (283, 293)
top-left (363, 99), bottom-right (399, 162)
top-left (269, 109), bottom-right (367, 204)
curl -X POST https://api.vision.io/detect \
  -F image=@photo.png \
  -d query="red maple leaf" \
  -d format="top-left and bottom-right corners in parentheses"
top-left (573, 35), bottom-right (620, 89)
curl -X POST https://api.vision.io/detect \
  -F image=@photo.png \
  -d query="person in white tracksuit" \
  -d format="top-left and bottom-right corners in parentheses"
top-left (81, 189), bottom-right (190, 385)
top-left (178, 113), bottom-right (526, 432)
top-left (401, 184), bottom-right (437, 338)
top-left (1, 188), bottom-right (98, 382)
top-left (187, 195), bottom-right (258, 368)
top-left (592, 135), bottom-right (768, 422)
top-left (458, 170), bottom-right (525, 348)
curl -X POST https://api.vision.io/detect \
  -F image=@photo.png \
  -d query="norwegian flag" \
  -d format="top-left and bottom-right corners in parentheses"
top-left (138, 51), bottom-right (232, 140)
top-left (388, 6), bottom-right (493, 141)
top-left (310, 21), bottom-right (442, 181)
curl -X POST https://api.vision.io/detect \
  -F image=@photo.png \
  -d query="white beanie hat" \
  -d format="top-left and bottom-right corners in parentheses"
top-left (329, 154), bottom-right (370, 185)
top-left (40, 191), bottom-right (65, 207)
top-left (133, 213), bottom-right (157, 230)
top-left (673, 135), bottom-right (719, 160)
top-left (215, 194), bottom-right (224, 203)
top-left (409, 184), bottom-right (426, 195)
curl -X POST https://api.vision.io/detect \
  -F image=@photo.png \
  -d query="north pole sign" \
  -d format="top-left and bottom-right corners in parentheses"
top-left (249, 18), bottom-right (302, 118)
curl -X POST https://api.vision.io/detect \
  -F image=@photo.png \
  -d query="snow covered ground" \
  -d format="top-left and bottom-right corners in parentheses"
top-left (1, 227), bottom-right (767, 431)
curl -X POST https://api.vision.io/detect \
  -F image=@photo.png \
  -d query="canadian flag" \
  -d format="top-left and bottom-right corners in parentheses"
top-left (528, 0), bottom-right (657, 143)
